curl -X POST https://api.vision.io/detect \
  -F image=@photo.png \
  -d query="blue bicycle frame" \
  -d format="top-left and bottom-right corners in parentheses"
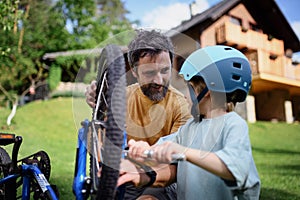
top-left (73, 119), bottom-right (127, 200)
top-left (0, 164), bottom-right (58, 200)
top-left (0, 133), bottom-right (59, 200)
top-left (73, 119), bottom-right (90, 200)
top-left (23, 164), bottom-right (58, 200)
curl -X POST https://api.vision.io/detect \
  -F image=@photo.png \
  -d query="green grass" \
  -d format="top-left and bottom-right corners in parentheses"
top-left (0, 97), bottom-right (300, 199)
top-left (0, 97), bottom-right (90, 199)
top-left (249, 122), bottom-right (300, 200)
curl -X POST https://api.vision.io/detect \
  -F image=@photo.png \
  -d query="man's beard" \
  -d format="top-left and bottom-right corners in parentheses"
top-left (140, 83), bottom-right (169, 102)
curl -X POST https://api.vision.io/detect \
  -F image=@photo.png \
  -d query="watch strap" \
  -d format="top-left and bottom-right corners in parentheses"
top-left (140, 165), bottom-right (157, 188)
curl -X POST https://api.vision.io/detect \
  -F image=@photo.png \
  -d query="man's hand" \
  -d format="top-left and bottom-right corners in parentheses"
top-left (85, 80), bottom-right (97, 108)
top-left (117, 159), bottom-right (150, 187)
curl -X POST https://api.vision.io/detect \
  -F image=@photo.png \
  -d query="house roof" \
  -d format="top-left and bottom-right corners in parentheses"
top-left (42, 48), bottom-right (103, 60)
top-left (167, 0), bottom-right (300, 52)
top-left (42, 46), bottom-right (128, 61)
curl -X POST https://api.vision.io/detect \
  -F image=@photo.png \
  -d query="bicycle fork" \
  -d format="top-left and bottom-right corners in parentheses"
top-left (73, 120), bottom-right (127, 200)
top-left (73, 120), bottom-right (91, 200)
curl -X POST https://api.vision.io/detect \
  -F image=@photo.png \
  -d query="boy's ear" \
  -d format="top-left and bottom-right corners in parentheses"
top-left (204, 90), bottom-right (211, 98)
top-left (131, 67), bottom-right (138, 78)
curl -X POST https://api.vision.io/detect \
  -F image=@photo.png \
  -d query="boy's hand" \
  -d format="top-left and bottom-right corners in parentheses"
top-left (127, 139), bottom-right (150, 160)
top-left (150, 141), bottom-right (186, 163)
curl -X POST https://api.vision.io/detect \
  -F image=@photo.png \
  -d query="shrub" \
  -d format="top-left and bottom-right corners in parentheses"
top-left (48, 64), bottom-right (62, 91)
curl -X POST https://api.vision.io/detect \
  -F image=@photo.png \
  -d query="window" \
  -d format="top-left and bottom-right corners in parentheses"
top-left (230, 16), bottom-right (242, 26)
top-left (250, 23), bottom-right (261, 32)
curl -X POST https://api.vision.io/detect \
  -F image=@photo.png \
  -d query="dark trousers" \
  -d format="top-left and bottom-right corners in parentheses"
top-left (118, 182), bottom-right (177, 200)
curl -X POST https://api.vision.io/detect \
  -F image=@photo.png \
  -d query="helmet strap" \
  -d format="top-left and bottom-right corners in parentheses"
top-left (188, 84), bottom-right (208, 122)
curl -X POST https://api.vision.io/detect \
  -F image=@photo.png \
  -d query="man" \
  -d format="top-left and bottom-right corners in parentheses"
top-left (85, 29), bottom-right (191, 199)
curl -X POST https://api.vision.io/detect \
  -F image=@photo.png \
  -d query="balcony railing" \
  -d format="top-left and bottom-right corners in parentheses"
top-left (216, 21), bottom-right (284, 55)
top-left (246, 50), bottom-right (300, 81)
top-left (216, 21), bottom-right (300, 82)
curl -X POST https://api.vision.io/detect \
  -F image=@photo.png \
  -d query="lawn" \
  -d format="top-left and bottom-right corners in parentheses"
top-left (0, 97), bottom-right (90, 199)
top-left (249, 122), bottom-right (300, 199)
top-left (0, 97), bottom-right (299, 199)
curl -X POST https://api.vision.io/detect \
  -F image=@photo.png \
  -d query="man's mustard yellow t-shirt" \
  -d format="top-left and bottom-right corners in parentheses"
top-left (126, 83), bottom-right (191, 145)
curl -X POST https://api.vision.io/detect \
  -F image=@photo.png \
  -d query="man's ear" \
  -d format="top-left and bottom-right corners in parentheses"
top-left (131, 67), bottom-right (138, 78)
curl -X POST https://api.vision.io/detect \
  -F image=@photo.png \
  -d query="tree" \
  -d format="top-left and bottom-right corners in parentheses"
top-left (0, 0), bottom-right (29, 119)
top-left (0, 0), bottom-right (134, 126)
top-left (0, 0), bottom-right (19, 31)
top-left (0, 0), bottom-right (71, 125)
top-left (49, 0), bottom-right (133, 84)
top-left (54, 0), bottom-right (132, 49)
top-left (0, 0), bottom-right (70, 93)
top-left (1, 0), bottom-right (133, 95)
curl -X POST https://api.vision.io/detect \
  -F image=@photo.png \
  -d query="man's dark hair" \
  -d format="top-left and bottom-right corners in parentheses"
top-left (127, 29), bottom-right (174, 69)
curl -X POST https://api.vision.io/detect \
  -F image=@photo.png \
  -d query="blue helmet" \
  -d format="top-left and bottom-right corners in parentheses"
top-left (179, 45), bottom-right (252, 102)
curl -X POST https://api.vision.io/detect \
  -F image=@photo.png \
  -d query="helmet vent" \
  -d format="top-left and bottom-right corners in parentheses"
top-left (232, 74), bottom-right (241, 81)
top-left (233, 62), bottom-right (241, 69)
top-left (224, 47), bottom-right (232, 51)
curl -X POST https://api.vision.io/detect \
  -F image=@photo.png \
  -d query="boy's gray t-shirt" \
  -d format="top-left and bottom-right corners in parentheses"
top-left (158, 112), bottom-right (260, 200)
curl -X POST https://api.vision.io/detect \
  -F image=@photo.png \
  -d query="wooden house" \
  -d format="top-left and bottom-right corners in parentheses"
top-left (167, 0), bottom-right (300, 123)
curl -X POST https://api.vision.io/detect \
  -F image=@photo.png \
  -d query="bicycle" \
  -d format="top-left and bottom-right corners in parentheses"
top-left (0, 132), bottom-right (59, 200)
top-left (72, 44), bottom-right (127, 200)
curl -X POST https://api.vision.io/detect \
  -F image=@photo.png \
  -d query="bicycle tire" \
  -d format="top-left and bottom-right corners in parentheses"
top-left (91, 44), bottom-right (126, 200)
top-left (0, 147), bottom-right (16, 200)
top-left (35, 151), bottom-right (51, 181)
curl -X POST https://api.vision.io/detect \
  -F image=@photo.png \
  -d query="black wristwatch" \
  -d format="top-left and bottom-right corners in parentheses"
top-left (141, 166), bottom-right (157, 187)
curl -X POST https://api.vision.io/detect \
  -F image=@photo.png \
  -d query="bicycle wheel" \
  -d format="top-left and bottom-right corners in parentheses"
top-left (90, 44), bottom-right (126, 199)
top-left (0, 147), bottom-right (16, 200)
